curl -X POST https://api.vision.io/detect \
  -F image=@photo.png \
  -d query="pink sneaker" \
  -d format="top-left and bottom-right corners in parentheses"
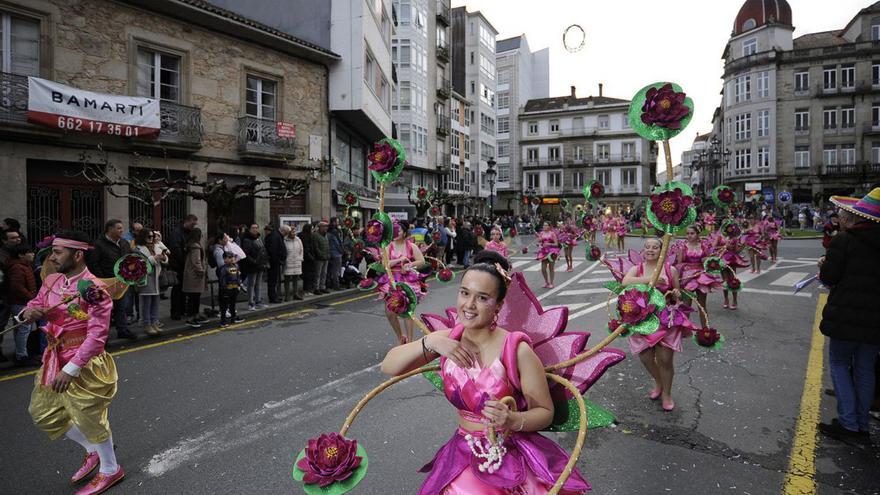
top-left (71, 452), bottom-right (99, 484)
top-left (76, 466), bottom-right (124, 495)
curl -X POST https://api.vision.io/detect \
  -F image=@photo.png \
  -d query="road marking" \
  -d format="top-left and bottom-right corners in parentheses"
top-left (536, 261), bottom-right (601, 301)
top-left (328, 293), bottom-right (375, 306)
top-left (796, 258), bottom-right (820, 261)
top-left (145, 363), bottom-right (382, 477)
top-left (524, 263), bottom-right (543, 271)
top-left (558, 288), bottom-right (609, 296)
top-left (578, 276), bottom-right (615, 284)
top-left (545, 303), bottom-right (591, 311)
top-left (512, 260), bottom-right (534, 269)
top-left (781, 293), bottom-right (827, 495)
top-left (569, 298), bottom-right (617, 321)
top-left (741, 288), bottom-right (812, 298)
top-left (770, 272), bottom-right (809, 287)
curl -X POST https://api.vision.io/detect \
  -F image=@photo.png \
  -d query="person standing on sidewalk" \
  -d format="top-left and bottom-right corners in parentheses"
top-left (327, 219), bottom-right (343, 291)
top-left (264, 223), bottom-right (287, 303)
top-left (241, 224), bottom-right (269, 310)
top-left (21, 231), bottom-right (125, 494)
top-left (217, 252), bottom-right (245, 327)
top-left (282, 225), bottom-right (304, 301)
top-left (299, 223), bottom-right (316, 295)
top-left (5, 243), bottom-right (39, 366)
top-left (168, 215), bottom-right (198, 320)
top-left (312, 221), bottom-right (330, 294)
top-left (88, 220), bottom-right (135, 340)
top-left (818, 188), bottom-right (880, 444)
top-left (133, 229), bottom-right (166, 337)
top-left (182, 228), bottom-right (207, 328)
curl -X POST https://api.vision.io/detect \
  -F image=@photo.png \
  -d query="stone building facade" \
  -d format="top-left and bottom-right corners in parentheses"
top-left (0, 0), bottom-right (336, 241)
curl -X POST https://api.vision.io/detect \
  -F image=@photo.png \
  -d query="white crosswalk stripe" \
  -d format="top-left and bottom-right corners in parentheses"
top-left (558, 288), bottom-right (608, 296)
top-left (578, 276), bottom-right (615, 284)
top-left (512, 260), bottom-right (534, 269)
top-left (770, 271), bottom-right (809, 287)
top-left (741, 288), bottom-right (812, 298)
top-left (545, 303), bottom-right (591, 311)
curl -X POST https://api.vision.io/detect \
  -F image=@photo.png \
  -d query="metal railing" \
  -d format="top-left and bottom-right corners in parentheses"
top-left (521, 154), bottom-right (641, 166)
top-left (436, 76), bottom-right (451, 99)
top-left (823, 164), bottom-right (858, 175)
top-left (436, 0), bottom-right (450, 25)
top-left (436, 42), bottom-right (450, 62)
top-left (436, 116), bottom-right (449, 137)
top-left (238, 116), bottom-right (295, 157)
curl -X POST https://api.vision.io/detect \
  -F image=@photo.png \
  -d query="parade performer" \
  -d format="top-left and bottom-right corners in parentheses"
top-left (716, 220), bottom-right (747, 310)
top-left (614, 215), bottom-right (628, 252)
top-left (743, 217), bottom-right (769, 274)
top-left (559, 224), bottom-right (580, 272)
top-left (376, 221), bottom-right (427, 345)
top-left (763, 217), bottom-right (782, 262)
top-left (479, 227), bottom-right (512, 260)
top-left (381, 251), bottom-right (600, 494)
top-left (19, 231), bottom-right (125, 494)
top-left (673, 225), bottom-right (722, 328)
top-left (702, 211), bottom-right (716, 234)
top-left (535, 222), bottom-right (560, 289)
top-left (601, 215), bottom-right (615, 248)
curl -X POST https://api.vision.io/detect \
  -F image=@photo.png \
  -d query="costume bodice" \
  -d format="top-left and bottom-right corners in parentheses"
top-left (538, 231), bottom-right (556, 246)
top-left (440, 325), bottom-right (530, 422)
top-left (484, 240), bottom-right (509, 259)
top-left (681, 242), bottom-right (706, 264)
top-left (388, 241), bottom-right (414, 266)
top-left (636, 262), bottom-right (673, 293)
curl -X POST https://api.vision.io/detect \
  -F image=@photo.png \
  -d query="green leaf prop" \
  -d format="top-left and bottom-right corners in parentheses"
top-left (628, 82), bottom-right (694, 142)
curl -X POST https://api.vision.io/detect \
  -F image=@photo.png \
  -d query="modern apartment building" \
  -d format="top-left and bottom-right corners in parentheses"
top-left (518, 86), bottom-right (655, 219)
top-left (442, 88), bottom-right (473, 217)
top-left (720, 0), bottom-right (880, 206)
top-left (495, 35), bottom-right (549, 214)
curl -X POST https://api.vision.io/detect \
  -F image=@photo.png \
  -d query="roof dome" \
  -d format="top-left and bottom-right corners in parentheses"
top-left (733, 0), bottom-right (792, 36)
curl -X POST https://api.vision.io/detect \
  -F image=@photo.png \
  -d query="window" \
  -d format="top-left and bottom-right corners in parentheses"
top-left (480, 55), bottom-right (495, 80)
top-left (497, 92), bottom-right (509, 110)
top-left (479, 24), bottom-right (495, 50)
top-left (795, 109), bottom-right (810, 131)
top-left (598, 115), bottom-right (610, 130)
top-left (874, 63), bottom-right (880, 86)
top-left (873, 18), bottom-right (880, 40)
top-left (596, 143), bottom-right (610, 160)
top-left (526, 172), bottom-right (540, 189)
top-left (399, 0), bottom-right (412, 24)
top-left (245, 75), bottom-right (276, 120)
top-left (757, 146), bottom-right (769, 171)
top-left (874, 104), bottom-right (880, 127)
top-left (497, 116), bottom-right (510, 134)
top-left (464, 138), bottom-right (470, 159)
top-left (398, 40), bottom-right (411, 66)
top-left (754, 71), bottom-right (768, 98)
top-left (757, 109), bottom-right (769, 137)
top-left (137, 47), bottom-right (181, 102)
top-left (470, 51), bottom-right (474, 65)
top-left (572, 171), bottom-right (585, 189)
top-left (595, 170), bottom-right (610, 186)
top-left (464, 109), bottom-right (471, 126)
top-left (528, 122), bottom-right (538, 135)
top-left (840, 144), bottom-right (855, 165)
top-left (794, 71), bottom-right (809, 92)
top-left (622, 114), bottom-right (630, 128)
top-left (398, 81), bottom-right (411, 110)
top-left (451, 133), bottom-right (460, 156)
top-left (574, 145), bottom-right (585, 161)
top-left (0, 12), bottom-right (40, 76)
top-left (364, 49), bottom-right (374, 85)
top-left (548, 172), bottom-right (562, 189)
top-left (480, 142), bottom-right (494, 161)
top-left (823, 66), bottom-right (837, 91)
top-left (498, 68), bottom-right (511, 84)
top-left (498, 164), bottom-right (510, 182)
top-left (873, 142), bottom-right (880, 164)
top-left (841, 106), bottom-right (855, 129)
top-left (622, 168), bottom-right (637, 186)
top-left (841, 64), bottom-right (855, 90)
top-left (735, 75), bottom-right (751, 103)
top-left (823, 145), bottom-right (837, 166)
top-left (480, 114), bottom-right (495, 135)
top-left (480, 83), bottom-right (495, 107)
top-left (470, 81), bottom-right (475, 95)
top-left (497, 140), bottom-right (509, 157)
top-left (622, 142), bottom-right (637, 160)
top-left (734, 149), bottom-right (751, 172)
top-left (549, 120), bottom-right (559, 133)
top-left (381, 7), bottom-right (391, 46)
top-left (548, 147), bottom-right (561, 162)
top-left (823, 107), bottom-right (837, 130)
top-left (742, 18), bottom-right (756, 31)
top-left (734, 113), bottom-right (751, 140)
top-left (795, 146), bottom-right (810, 169)
top-left (526, 148), bottom-right (539, 163)
top-left (742, 38), bottom-right (757, 56)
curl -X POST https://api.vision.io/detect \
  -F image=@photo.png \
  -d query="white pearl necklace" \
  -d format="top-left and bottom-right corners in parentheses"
top-left (464, 432), bottom-right (507, 474)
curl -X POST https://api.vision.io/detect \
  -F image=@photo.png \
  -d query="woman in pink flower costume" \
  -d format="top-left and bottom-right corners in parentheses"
top-left (762, 217), bottom-right (782, 261)
top-left (742, 216), bottom-right (769, 274)
top-left (381, 250), bottom-right (596, 494)
top-left (535, 222), bottom-right (561, 289)
top-left (614, 215), bottom-right (628, 252)
top-left (378, 221), bottom-right (427, 344)
top-left (558, 224), bottom-right (580, 272)
top-left (618, 238), bottom-right (698, 412)
top-left (480, 227), bottom-right (511, 260)
top-left (672, 224), bottom-right (721, 328)
top-left (715, 222), bottom-right (748, 310)
top-left (702, 211), bottom-right (716, 234)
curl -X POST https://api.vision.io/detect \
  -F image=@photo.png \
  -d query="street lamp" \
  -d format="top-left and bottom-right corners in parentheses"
top-left (690, 137), bottom-right (731, 197)
top-left (486, 157), bottom-right (497, 218)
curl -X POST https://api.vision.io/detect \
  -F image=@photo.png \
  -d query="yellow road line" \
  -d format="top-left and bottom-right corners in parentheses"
top-left (782, 292), bottom-right (827, 495)
top-left (328, 293), bottom-right (375, 306)
top-left (0, 307), bottom-right (314, 383)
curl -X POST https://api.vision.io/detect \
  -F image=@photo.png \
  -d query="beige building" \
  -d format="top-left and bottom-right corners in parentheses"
top-left (719, 0), bottom-right (880, 206)
top-left (0, 0), bottom-right (337, 241)
top-left (518, 86), bottom-right (656, 219)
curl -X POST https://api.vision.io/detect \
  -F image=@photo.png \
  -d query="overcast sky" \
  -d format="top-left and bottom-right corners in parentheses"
top-left (452, 0), bottom-right (870, 171)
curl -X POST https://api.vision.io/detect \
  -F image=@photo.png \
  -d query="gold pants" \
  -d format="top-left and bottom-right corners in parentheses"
top-left (28, 352), bottom-right (118, 444)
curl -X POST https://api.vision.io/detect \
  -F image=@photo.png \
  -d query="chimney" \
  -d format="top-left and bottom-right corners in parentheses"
top-left (598, 83), bottom-right (603, 97)
top-left (570, 85), bottom-right (576, 98)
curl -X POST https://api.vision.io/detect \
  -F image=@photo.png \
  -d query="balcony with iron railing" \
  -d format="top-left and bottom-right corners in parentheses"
top-left (436, 77), bottom-right (451, 99)
top-left (436, 0), bottom-right (450, 25)
top-left (436, 117), bottom-right (449, 138)
top-left (0, 71), bottom-right (204, 149)
top-left (521, 154), bottom-right (642, 167)
top-left (864, 123), bottom-right (880, 135)
top-left (237, 116), bottom-right (296, 161)
top-left (436, 41), bottom-right (450, 63)
top-left (822, 163), bottom-right (859, 176)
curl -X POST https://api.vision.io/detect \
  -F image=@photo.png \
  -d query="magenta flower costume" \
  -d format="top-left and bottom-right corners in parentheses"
top-left (484, 240), bottom-right (510, 260)
top-left (374, 240), bottom-right (427, 302)
top-left (741, 226), bottom-right (769, 260)
top-left (763, 219), bottom-right (782, 241)
top-left (535, 231), bottom-right (561, 262)
top-left (672, 240), bottom-right (722, 294)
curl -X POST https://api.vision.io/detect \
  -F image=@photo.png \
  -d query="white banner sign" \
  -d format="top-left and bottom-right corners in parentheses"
top-left (27, 77), bottom-right (161, 137)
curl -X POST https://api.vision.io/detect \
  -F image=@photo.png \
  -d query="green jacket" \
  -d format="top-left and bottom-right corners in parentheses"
top-left (312, 232), bottom-right (330, 261)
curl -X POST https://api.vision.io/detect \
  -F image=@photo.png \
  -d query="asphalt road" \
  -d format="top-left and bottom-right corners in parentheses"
top-left (0, 236), bottom-right (877, 495)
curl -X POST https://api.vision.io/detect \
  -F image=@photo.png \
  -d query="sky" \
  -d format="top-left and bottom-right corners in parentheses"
top-left (452, 0), bottom-right (870, 172)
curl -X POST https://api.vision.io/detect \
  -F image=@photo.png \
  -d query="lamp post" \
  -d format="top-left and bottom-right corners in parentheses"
top-left (690, 136), bottom-right (731, 200)
top-left (486, 157), bottom-right (497, 218)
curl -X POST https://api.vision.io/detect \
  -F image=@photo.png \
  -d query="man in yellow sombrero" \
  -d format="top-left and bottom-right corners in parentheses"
top-left (817, 188), bottom-right (880, 443)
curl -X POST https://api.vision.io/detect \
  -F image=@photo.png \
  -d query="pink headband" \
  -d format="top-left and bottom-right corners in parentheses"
top-left (53, 238), bottom-right (93, 251)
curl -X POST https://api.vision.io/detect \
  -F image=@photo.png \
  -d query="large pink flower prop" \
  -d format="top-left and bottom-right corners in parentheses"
top-left (641, 83), bottom-right (690, 130)
top-left (617, 288), bottom-right (655, 325)
top-left (649, 188), bottom-right (692, 226)
top-left (296, 433), bottom-right (363, 488)
top-left (364, 220), bottom-right (384, 244)
top-left (367, 142), bottom-right (398, 174)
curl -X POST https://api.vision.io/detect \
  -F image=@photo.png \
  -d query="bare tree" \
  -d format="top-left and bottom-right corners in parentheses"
top-left (74, 146), bottom-right (310, 232)
top-left (395, 181), bottom-right (471, 220)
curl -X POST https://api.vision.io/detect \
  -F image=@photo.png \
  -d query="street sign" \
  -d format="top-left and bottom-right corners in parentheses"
top-left (763, 186), bottom-right (775, 204)
top-left (276, 122), bottom-right (296, 139)
top-left (778, 191), bottom-right (792, 203)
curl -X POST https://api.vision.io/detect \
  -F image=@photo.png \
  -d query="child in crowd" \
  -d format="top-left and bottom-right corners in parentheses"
top-left (217, 251), bottom-right (245, 327)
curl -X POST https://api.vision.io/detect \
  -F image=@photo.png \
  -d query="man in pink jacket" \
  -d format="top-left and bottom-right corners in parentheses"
top-left (20, 231), bottom-right (124, 495)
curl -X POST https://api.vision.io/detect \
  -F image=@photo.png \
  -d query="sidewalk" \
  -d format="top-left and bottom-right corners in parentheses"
top-left (0, 279), bottom-right (360, 369)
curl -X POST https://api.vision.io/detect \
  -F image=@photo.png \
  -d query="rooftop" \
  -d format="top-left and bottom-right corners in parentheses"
top-left (524, 95), bottom-right (629, 113)
top-left (792, 30), bottom-right (846, 50)
top-left (496, 36), bottom-right (522, 53)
